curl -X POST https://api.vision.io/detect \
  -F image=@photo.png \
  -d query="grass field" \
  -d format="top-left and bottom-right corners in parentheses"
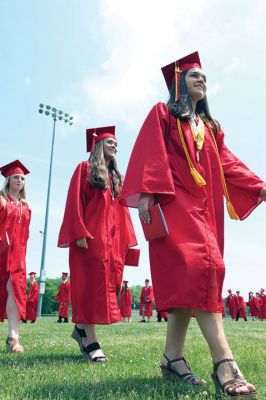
top-left (0, 315), bottom-right (265, 399)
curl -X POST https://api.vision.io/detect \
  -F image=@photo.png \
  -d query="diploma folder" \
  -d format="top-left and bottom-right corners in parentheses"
top-left (140, 204), bottom-right (169, 241)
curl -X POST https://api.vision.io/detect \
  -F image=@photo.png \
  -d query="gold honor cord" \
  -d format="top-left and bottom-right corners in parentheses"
top-left (176, 118), bottom-right (239, 220)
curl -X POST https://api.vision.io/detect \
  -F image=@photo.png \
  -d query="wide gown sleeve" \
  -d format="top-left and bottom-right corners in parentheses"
top-left (57, 162), bottom-right (94, 248)
top-left (120, 102), bottom-right (175, 208)
top-left (218, 131), bottom-right (265, 220)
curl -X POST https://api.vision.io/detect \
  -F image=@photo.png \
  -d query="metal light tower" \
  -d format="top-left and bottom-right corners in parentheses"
top-left (37, 103), bottom-right (73, 316)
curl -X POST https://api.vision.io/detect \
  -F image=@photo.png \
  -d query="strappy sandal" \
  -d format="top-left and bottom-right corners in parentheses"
top-left (6, 337), bottom-right (24, 353)
top-left (160, 353), bottom-right (205, 385)
top-left (71, 325), bottom-right (87, 353)
top-left (211, 358), bottom-right (257, 399)
top-left (82, 342), bottom-right (107, 363)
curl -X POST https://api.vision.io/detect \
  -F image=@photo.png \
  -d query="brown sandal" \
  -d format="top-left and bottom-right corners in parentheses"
top-left (211, 358), bottom-right (257, 399)
top-left (160, 354), bottom-right (205, 385)
top-left (6, 337), bottom-right (24, 353)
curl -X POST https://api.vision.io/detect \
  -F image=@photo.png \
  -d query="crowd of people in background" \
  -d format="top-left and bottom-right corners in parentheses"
top-left (226, 288), bottom-right (266, 321)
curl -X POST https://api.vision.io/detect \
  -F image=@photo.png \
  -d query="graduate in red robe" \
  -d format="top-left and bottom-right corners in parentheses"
top-left (258, 288), bottom-right (266, 321)
top-left (54, 272), bottom-right (71, 323)
top-left (120, 51), bottom-right (266, 396)
top-left (225, 289), bottom-right (237, 320)
top-left (247, 292), bottom-right (260, 320)
top-left (139, 279), bottom-right (154, 322)
top-left (25, 272), bottom-right (39, 323)
top-left (58, 126), bottom-right (137, 362)
top-left (120, 280), bottom-right (132, 322)
top-left (235, 291), bottom-right (247, 321)
top-left (0, 160), bottom-right (31, 353)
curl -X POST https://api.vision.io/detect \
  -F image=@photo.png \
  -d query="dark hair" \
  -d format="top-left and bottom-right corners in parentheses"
top-left (167, 71), bottom-right (220, 134)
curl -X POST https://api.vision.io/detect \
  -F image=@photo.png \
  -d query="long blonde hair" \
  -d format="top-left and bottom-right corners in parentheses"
top-left (89, 140), bottom-right (122, 196)
top-left (0, 176), bottom-right (27, 205)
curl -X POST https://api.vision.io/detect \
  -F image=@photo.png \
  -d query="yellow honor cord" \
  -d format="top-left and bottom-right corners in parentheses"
top-left (177, 119), bottom-right (206, 187)
top-left (177, 118), bottom-right (239, 220)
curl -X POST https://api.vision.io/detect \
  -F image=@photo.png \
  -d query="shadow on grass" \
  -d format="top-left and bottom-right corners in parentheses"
top-left (19, 377), bottom-right (213, 400)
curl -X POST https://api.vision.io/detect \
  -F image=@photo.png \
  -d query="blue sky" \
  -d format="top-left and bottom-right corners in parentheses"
top-left (0, 0), bottom-right (265, 299)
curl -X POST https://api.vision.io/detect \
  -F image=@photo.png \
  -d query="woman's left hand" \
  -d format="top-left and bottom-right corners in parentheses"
top-left (259, 187), bottom-right (266, 201)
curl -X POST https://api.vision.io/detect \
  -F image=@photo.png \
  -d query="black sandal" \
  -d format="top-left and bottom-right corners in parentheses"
top-left (71, 325), bottom-right (87, 353)
top-left (82, 341), bottom-right (107, 362)
top-left (211, 358), bottom-right (257, 399)
top-left (160, 354), bottom-right (205, 385)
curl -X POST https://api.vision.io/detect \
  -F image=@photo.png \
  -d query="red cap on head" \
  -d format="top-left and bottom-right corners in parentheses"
top-left (0, 160), bottom-right (30, 178)
top-left (29, 272), bottom-right (37, 276)
top-left (249, 291), bottom-right (253, 294)
top-left (227, 289), bottom-right (232, 293)
top-left (161, 51), bottom-right (201, 101)
top-left (145, 279), bottom-right (149, 283)
top-left (86, 126), bottom-right (116, 153)
top-left (62, 272), bottom-right (68, 277)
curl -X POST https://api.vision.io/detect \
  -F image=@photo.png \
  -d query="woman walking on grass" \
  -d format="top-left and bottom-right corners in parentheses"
top-left (58, 126), bottom-right (138, 362)
top-left (120, 51), bottom-right (266, 398)
top-left (0, 160), bottom-right (31, 353)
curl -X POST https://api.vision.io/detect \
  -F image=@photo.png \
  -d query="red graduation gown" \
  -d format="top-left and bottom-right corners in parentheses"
top-left (120, 288), bottom-right (132, 318)
top-left (58, 161), bottom-right (137, 324)
top-left (54, 281), bottom-right (71, 318)
top-left (0, 196), bottom-right (31, 321)
top-left (139, 286), bottom-right (154, 317)
top-left (247, 296), bottom-right (260, 317)
top-left (235, 295), bottom-right (246, 318)
top-left (120, 102), bottom-right (265, 314)
top-left (26, 280), bottom-right (39, 321)
top-left (226, 294), bottom-right (237, 319)
top-left (259, 294), bottom-right (266, 320)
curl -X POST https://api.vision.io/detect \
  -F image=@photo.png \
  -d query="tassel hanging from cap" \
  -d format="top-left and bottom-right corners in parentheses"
top-left (175, 62), bottom-right (181, 102)
top-left (90, 132), bottom-right (98, 153)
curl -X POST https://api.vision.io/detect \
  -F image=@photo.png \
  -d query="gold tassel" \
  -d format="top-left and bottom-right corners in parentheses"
top-left (190, 167), bottom-right (206, 187)
top-left (226, 201), bottom-right (239, 220)
top-left (175, 63), bottom-right (181, 102)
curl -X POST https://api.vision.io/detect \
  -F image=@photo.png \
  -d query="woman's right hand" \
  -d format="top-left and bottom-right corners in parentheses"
top-left (138, 193), bottom-right (155, 224)
top-left (76, 237), bottom-right (88, 248)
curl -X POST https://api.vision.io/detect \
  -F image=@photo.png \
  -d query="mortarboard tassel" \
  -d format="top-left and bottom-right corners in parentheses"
top-left (175, 63), bottom-right (181, 102)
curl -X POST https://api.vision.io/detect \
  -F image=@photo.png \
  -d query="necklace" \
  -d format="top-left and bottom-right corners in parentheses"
top-left (189, 115), bottom-right (205, 162)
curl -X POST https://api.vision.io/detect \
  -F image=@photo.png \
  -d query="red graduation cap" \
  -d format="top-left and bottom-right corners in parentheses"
top-left (28, 272), bottom-right (37, 276)
top-left (249, 291), bottom-right (253, 294)
top-left (227, 289), bottom-right (232, 293)
top-left (86, 126), bottom-right (116, 153)
top-left (145, 279), bottom-right (150, 283)
top-left (0, 160), bottom-right (30, 178)
top-left (62, 272), bottom-right (68, 277)
top-left (161, 51), bottom-right (201, 101)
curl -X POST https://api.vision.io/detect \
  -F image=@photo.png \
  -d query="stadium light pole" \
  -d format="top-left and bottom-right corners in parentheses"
top-left (37, 104), bottom-right (73, 316)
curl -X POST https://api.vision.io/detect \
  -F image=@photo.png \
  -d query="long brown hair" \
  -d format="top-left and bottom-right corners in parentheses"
top-left (89, 140), bottom-right (123, 196)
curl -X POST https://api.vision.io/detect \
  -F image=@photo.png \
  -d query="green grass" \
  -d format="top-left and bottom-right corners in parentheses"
top-left (0, 316), bottom-right (265, 399)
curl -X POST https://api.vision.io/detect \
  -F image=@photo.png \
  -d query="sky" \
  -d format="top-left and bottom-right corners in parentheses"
top-left (0, 0), bottom-right (265, 299)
